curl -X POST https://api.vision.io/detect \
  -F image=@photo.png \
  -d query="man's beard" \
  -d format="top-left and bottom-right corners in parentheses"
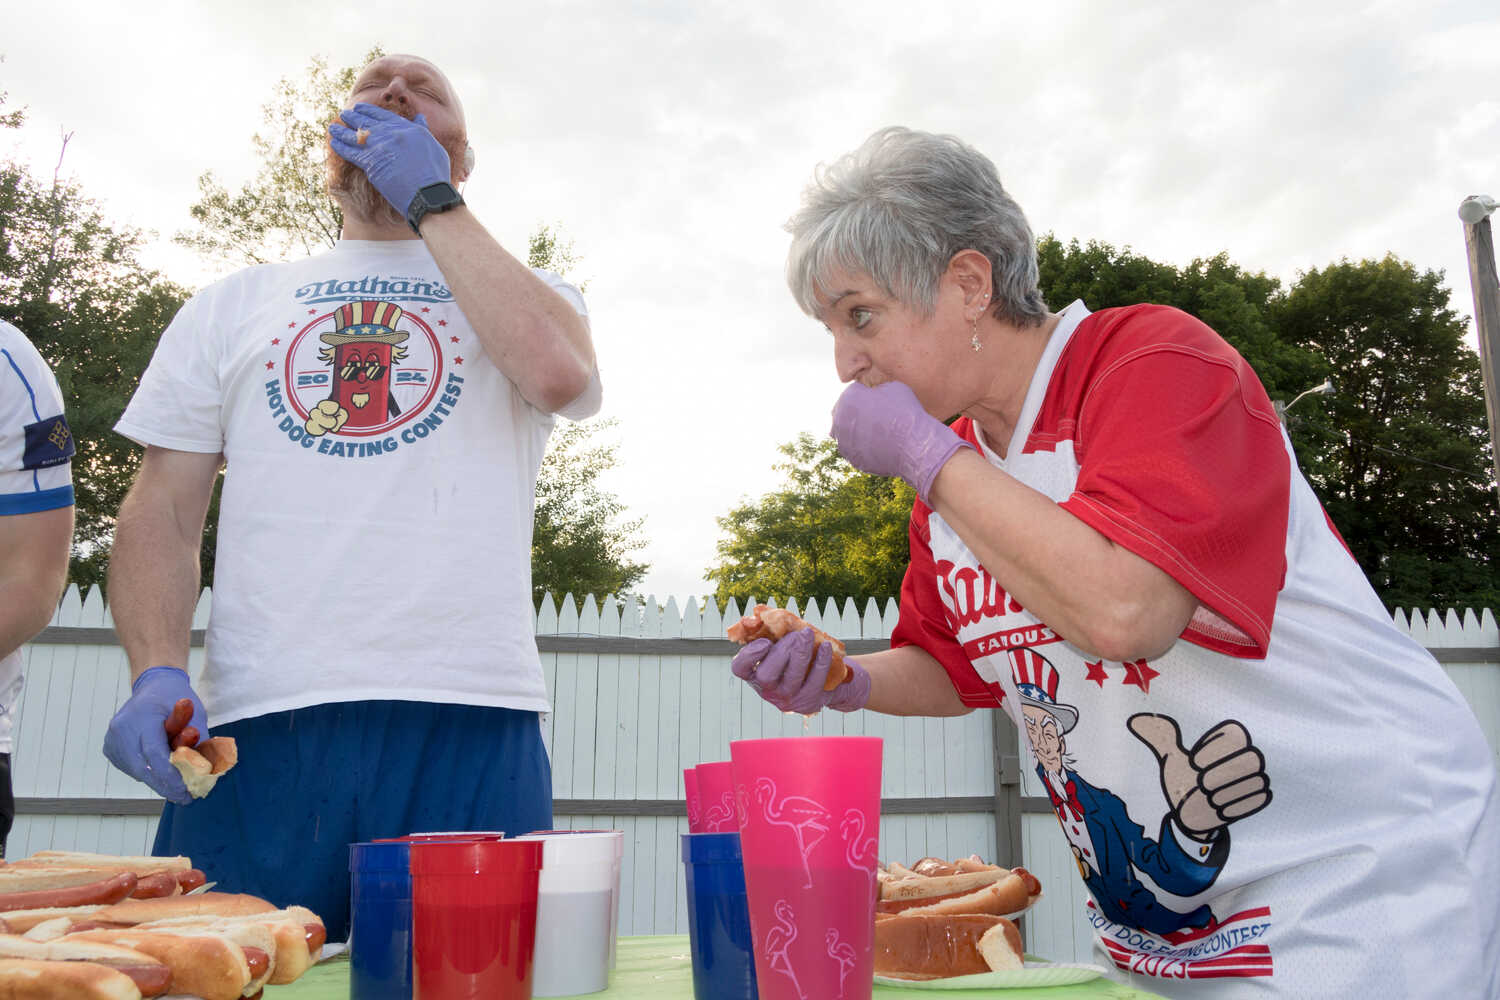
top-left (326, 102), bottom-right (468, 228)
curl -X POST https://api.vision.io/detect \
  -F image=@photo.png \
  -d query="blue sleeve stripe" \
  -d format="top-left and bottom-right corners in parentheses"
top-left (0, 349), bottom-right (43, 422)
top-left (0, 484), bottom-right (74, 515)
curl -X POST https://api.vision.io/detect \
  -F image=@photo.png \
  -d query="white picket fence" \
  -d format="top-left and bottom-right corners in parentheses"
top-left (13, 587), bottom-right (1500, 964)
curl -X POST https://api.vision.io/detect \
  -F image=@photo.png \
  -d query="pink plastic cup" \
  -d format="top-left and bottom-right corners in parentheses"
top-left (730, 736), bottom-right (882, 1000)
top-left (410, 838), bottom-right (543, 1000)
top-left (695, 761), bottom-right (739, 833)
top-left (685, 767), bottom-right (705, 833)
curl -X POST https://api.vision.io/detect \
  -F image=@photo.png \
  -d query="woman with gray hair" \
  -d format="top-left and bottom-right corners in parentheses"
top-left (730, 126), bottom-right (1499, 998)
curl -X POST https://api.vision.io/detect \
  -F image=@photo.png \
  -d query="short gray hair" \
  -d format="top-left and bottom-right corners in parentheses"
top-left (786, 127), bottom-right (1047, 327)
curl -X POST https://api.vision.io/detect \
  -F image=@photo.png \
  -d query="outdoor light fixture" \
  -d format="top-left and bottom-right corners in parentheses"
top-left (1459, 195), bottom-right (1498, 225)
top-left (1275, 379), bottom-right (1335, 425)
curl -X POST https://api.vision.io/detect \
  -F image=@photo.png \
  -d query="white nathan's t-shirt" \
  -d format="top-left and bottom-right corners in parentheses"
top-left (1, 321), bottom-right (75, 753)
top-left (894, 302), bottom-right (1500, 998)
top-left (116, 240), bottom-right (597, 725)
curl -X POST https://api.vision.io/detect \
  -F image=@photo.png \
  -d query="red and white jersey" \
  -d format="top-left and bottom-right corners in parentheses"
top-left (893, 302), bottom-right (1500, 997)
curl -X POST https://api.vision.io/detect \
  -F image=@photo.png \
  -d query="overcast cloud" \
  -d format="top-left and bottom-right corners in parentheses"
top-left (3, 0), bottom-right (1495, 599)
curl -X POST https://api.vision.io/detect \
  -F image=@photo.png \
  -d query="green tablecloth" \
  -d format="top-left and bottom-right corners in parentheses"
top-left (272, 936), bottom-right (1166, 999)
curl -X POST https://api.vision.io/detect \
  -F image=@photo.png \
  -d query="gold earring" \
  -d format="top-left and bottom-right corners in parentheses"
top-left (970, 314), bottom-right (983, 353)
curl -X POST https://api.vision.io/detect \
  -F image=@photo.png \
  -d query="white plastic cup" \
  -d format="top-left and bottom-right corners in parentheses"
top-left (513, 831), bottom-right (624, 996)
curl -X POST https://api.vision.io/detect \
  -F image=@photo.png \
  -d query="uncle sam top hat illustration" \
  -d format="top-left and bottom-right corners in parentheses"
top-left (320, 300), bottom-right (411, 347)
top-left (1010, 648), bottom-right (1078, 734)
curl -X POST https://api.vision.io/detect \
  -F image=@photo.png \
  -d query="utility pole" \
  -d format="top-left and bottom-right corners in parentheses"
top-left (1460, 195), bottom-right (1500, 506)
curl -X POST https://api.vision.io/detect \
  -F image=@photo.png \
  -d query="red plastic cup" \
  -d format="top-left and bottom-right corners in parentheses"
top-left (410, 839), bottom-right (544, 1000)
top-left (731, 736), bottom-right (882, 1000)
top-left (695, 761), bottom-right (739, 833)
top-left (684, 767), bottom-right (704, 833)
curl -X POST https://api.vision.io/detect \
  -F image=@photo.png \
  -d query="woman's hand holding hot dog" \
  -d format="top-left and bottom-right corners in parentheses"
top-left (102, 667), bottom-right (209, 805)
top-left (731, 628), bottom-right (872, 714)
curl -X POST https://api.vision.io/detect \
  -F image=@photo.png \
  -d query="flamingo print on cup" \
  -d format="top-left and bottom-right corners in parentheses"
top-left (684, 767), bottom-right (703, 832)
top-left (731, 736), bottom-right (883, 1000)
top-left (840, 808), bottom-right (879, 906)
top-left (694, 760), bottom-right (738, 834)
top-left (827, 928), bottom-right (857, 998)
top-left (765, 899), bottom-right (806, 999)
top-left (754, 777), bottom-right (831, 889)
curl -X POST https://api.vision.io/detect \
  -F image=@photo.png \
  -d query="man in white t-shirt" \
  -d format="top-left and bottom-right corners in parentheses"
top-left (102, 54), bottom-right (600, 938)
top-left (0, 320), bottom-right (75, 858)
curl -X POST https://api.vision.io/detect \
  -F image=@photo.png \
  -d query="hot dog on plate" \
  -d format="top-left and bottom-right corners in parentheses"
top-left (66, 928), bottom-right (268, 1000)
top-left (872, 855), bottom-right (1040, 980)
top-left (0, 956), bottom-right (147, 1000)
top-left (137, 906), bottom-right (325, 985)
top-left (0, 934), bottom-right (170, 997)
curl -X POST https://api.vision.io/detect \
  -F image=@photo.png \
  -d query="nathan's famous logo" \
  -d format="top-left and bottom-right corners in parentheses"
top-left (263, 299), bottom-right (465, 457)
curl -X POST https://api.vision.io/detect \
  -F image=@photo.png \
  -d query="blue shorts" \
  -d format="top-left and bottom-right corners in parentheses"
top-left (153, 700), bottom-right (552, 941)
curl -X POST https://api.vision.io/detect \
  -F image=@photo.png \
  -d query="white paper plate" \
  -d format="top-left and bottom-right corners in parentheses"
top-left (874, 961), bottom-right (1110, 990)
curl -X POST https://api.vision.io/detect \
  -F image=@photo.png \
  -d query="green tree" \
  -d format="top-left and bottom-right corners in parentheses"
top-left (0, 124), bottom-right (189, 592)
top-left (1273, 256), bottom-right (1499, 610)
top-left (531, 418), bottom-right (648, 603)
top-left (706, 434), bottom-right (913, 606)
top-left (525, 226), bottom-right (647, 601)
top-left (174, 48), bottom-right (382, 269)
top-left (1036, 235), bottom-right (1323, 399)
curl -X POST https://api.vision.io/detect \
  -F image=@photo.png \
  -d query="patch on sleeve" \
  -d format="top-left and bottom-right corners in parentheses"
top-left (23, 414), bottom-right (75, 469)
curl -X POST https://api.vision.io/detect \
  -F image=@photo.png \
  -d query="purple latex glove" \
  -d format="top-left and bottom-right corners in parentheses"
top-left (730, 628), bottom-right (872, 714)
top-left (328, 102), bottom-right (451, 218)
top-left (102, 666), bottom-right (208, 805)
top-left (831, 381), bottom-right (975, 504)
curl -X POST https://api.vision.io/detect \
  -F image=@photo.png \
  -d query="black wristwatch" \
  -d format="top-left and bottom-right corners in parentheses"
top-left (406, 182), bottom-right (465, 235)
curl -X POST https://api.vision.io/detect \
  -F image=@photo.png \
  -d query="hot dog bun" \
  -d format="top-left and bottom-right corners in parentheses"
top-left (878, 858), bottom-right (1042, 917)
top-left (17, 854), bottom-right (192, 875)
top-left (2, 855), bottom-right (203, 900)
top-left (67, 930), bottom-right (251, 1000)
top-left (139, 907), bottom-right (323, 985)
top-left (874, 913), bottom-right (1024, 980)
top-left (0, 957), bottom-right (144, 999)
top-left (0, 907), bottom-right (104, 936)
top-left (88, 894), bottom-right (275, 927)
top-left (0, 936), bottom-right (169, 997)
top-left (168, 737), bottom-right (237, 800)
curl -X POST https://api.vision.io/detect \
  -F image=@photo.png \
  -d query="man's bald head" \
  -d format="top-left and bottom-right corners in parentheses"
top-left (347, 54), bottom-right (467, 131)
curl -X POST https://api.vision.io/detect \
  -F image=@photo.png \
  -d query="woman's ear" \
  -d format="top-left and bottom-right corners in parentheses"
top-left (947, 249), bottom-right (993, 311)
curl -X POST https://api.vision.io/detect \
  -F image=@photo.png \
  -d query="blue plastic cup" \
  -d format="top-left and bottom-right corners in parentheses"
top-left (349, 841), bottom-right (412, 1000)
top-left (681, 832), bottom-right (758, 1000)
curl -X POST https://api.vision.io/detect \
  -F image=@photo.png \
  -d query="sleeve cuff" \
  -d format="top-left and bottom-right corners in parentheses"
top-left (0, 484), bottom-right (74, 514)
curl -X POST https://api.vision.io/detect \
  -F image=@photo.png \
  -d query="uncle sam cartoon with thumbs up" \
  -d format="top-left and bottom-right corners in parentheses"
top-left (1013, 648), bottom-right (1271, 938)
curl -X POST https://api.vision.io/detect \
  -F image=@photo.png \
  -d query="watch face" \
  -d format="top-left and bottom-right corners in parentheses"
top-left (421, 183), bottom-right (461, 208)
top-left (408, 183), bottom-right (463, 233)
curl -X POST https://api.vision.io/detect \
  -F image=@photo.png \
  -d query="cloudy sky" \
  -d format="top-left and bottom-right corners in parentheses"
top-left (3, 0), bottom-right (1496, 600)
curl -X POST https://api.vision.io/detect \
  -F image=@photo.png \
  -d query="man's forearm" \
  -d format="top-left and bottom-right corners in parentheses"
top-left (108, 491), bottom-right (205, 683)
top-left (419, 207), bottom-right (595, 412)
top-left (107, 447), bottom-right (221, 680)
top-left (863, 644), bottom-right (974, 717)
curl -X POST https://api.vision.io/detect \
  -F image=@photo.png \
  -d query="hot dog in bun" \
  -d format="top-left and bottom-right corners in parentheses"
top-left (0, 957), bottom-right (147, 1000)
top-left (878, 856), bottom-right (1041, 918)
top-left (66, 928), bottom-right (268, 1000)
top-left (0, 935), bottom-right (170, 997)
